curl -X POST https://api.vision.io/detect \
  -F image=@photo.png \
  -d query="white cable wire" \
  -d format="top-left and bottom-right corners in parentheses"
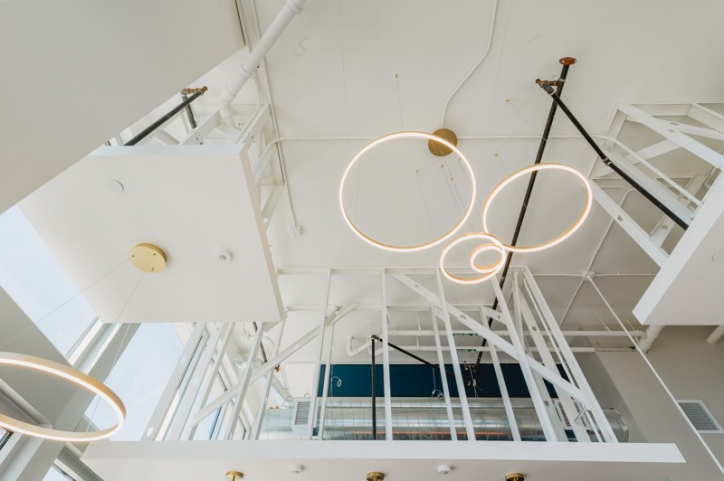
top-left (588, 278), bottom-right (724, 476)
top-left (439, 0), bottom-right (500, 127)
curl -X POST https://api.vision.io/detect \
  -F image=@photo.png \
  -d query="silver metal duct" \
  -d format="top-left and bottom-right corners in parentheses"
top-left (259, 397), bottom-right (628, 442)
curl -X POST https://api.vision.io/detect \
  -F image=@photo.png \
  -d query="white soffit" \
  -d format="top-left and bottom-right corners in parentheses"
top-left (82, 440), bottom-right (684, 481)
top-left (634, 173), bottom-right (724, 325)
top-left (20, 145), bottom-right (282, 324)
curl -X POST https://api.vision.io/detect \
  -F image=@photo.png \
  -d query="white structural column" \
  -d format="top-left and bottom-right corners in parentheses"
top-left (380, 269), bottom-right (393, 440)
top-left (222, 325), bottom-right (264, 440)
top-left (251, 318), bottom-right (288, 440)
top-left (435, 271), bottom-right (476, 441)
top-left (307, 271), bottom-right (332, 439)
top-left (219, 0), bottom-right (307, 126)
top-left (491, 278), bottom-right (558, 441)
top-left (431, 306), bottom-right (457, 440)
top-left (523, 267), bottom-right (617, 442)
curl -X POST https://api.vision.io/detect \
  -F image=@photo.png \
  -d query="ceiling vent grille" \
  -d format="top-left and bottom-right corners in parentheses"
top-left (677, 400), bottom-right (723, 432)
top-left (291, 399), bottom-right (311, 436)
top-left (554, 400), bottom-right (590, 429)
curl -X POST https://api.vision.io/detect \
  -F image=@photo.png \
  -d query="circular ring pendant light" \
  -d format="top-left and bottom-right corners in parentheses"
top-left (439, 233), bottom-right (506, 285)
top-left (339, 131), bottom-right (477, 253)
top-left (481, 163), bottom-right (592, 253)
top-left (0, 352), bottom-right (126, 442)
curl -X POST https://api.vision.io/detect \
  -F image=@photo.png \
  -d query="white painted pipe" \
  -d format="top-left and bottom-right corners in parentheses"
top-left (638, 325), bottom-right (664, 352)
top-left (707, 325), bottom-right (724, 344)
top-left (220, 0), bottom-right (306, 127)
top-left (382, 330), bottom-right (646, 338)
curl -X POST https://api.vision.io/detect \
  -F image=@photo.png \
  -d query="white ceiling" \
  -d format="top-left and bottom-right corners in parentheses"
top-left (20, 145), bottom-right (283, 324)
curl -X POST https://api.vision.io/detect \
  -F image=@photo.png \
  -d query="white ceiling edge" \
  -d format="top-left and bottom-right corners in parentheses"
top-left (83, 440), bottom-right (683, 481)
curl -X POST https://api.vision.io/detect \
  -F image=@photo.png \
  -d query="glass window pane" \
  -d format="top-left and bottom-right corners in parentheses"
top-left (0, 207), bottom-right (96, 356)
top-left (86, 323), bottom-right (183, 440)
top-left (0, 427), bottom-right (10, 450)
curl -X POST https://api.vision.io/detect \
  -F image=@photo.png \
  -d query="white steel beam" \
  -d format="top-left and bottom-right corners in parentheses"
top-left (380, 270), bottom-right (393, 441)
top-left (222, 325), bottom-right (264, 440)
top-left (250, 319), bottom-right (287, 440)
top-left (491, 277), bottom-right (558, 441)
top-left (690, 103), bottom-right (724, 134)
top-left (317, 324), bottom-right (335, 440)
top-left (391, 274), bottom-right (585, 401)
top-left (522, 266), bottom-right (617, 443)
top-left (307, 271), bottom-right (332, 439)
top-left (618, 104), bottom-right (724, 169)
top-left (431, 306), bottom-right (457, 440)
top-left (483, 307), bottom-right (519, 442)
top-left (143, 323), bottom-right (205, 440)
top-left (434, 270), bottom-right (476, 441)
top-left (179, 112), bottom-right (221, 145)
top-left (192, 306), bottom-right (355, 425)
top-left (591, 182), bottom-right (669, 267)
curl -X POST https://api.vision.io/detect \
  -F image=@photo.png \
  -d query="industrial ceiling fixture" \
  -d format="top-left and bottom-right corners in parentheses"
top-left (0, 352), bottom-right (126, 442)
top-left (339, 130), bottom-right (591, 284)
top-left (339, 131), bottom-right (477, 253)
top-left (505, 473), bottom-right (525, 481)
top-left (225, 471), bottom-right (244, 481)
top-left (366, 472), bottom-right (385, 481)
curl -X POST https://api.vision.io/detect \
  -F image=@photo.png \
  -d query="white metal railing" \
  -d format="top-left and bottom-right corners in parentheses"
top-left (144, 267), bottom-right (628, 443)
top-left (590, 102), bottom-right (724, 267)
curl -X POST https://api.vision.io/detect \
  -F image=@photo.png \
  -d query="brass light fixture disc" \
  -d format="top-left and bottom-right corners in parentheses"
top-left (225, 471), bottom-right (244, 481)
top-left (428, 128), bottom-right (458, 157)
top-left (128, 243), bottom-right (167, 273)
top-left (366, 472), bottom-right (385, 481)
top-left (505, 474), bottom-right (525, 481)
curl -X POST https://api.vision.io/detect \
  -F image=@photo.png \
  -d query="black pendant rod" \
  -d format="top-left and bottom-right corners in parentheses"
top-left (474, 57), bottom-right (576, 369)
top-left (124, 87), bottom-right (207, 146)
top-left (536, 81), bottom-right (690, 230)
top-left (371, 335), bottom-right (457, 380)
top-left (371, 337), bottom-right (377, 440)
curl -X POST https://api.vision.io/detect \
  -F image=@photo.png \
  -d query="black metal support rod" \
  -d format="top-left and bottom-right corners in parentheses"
top-left (475, 57), bottom-right (576, 368)
top-left (371, 337), bottom-right (377, 440)
top-left (181, 92), bottom-right (198, 129)
top-left (537, 82), bottom-right (690, 231)
top-left (371, 335), bottom-right (457, 380)
top-left (124, 87), bottom-right (207, 146)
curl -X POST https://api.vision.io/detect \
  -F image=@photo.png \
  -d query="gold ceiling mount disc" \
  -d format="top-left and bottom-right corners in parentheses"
top-left (225, 471), bottom-right (244, 481)
top-left (366, 472), bottom-right (385, 481)
top-left (128, 243), bottom-right (167, 273)
top-left (505, 473), bottom-right (525, 481)
top-left (428, 128), bottom-right (458, 156)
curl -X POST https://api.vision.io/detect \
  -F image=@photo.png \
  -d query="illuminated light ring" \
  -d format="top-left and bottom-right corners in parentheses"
top-left (339, 131), bottom-right (477, 253)
top-left (439, 233), bottom-right (506, 285)
top-left (482, 163), bottom-right (593, 254)
top-left (0, 352), bottom-right (126, 442)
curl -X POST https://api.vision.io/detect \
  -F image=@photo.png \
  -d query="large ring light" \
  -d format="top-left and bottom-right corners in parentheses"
top-left (482, 163), bottom-right (592, 253)
top-left (439, 233), bottom-right (506, 285)
top-left (339, 131), bottom-right (477, 252)
top-left (0, 352), bottom-right (126, 442)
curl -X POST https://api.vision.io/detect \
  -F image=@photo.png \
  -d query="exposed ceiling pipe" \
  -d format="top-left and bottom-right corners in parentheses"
top-left (637, 325), bottom-right (664, 352)
top-left (219, 0), bottom-right (306, 127)
top-left (707, 326), bottom-right (724, 344)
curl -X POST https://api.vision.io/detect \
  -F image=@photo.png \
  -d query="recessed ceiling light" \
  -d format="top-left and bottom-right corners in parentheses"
top-left (712, 250), bottom-right (724, 262)
top-left (437, 465), bottom-right (452, 475)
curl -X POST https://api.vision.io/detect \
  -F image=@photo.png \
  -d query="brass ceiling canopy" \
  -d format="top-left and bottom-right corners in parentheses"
top-left (366, 472), bottom-right (385, 481)
top-left (505, 473), bottom-right (525, 481)
top-left (128, 243), bottom-right (167, 273)
top-left (225, 471), bottom-right (244, 481)
top-left (428, 128), bottom-right (458, 157)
